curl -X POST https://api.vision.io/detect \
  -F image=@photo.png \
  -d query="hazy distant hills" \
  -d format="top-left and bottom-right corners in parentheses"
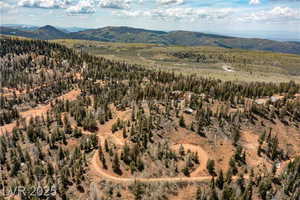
top-left (34, 25), bottom-right (69, 40)
top-left (0, 25), bottom-right (68, 40)
top-left (1, 25), bottom-right (300, 55)
top-left (1, 24), bottom-right (87, 33)
top-left (70, 26), bottom-right (167, 44)
top-left (1, 24), bottom-right (39, 31)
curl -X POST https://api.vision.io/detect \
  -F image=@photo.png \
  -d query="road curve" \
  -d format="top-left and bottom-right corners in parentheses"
top-left (90, 151), bottom-right (212, 183)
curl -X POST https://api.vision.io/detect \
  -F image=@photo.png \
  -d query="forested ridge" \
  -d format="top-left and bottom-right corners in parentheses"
top-left (0, 38), bottom-right (299, 200)
top-left (2, 25), bottom-right (300, 55)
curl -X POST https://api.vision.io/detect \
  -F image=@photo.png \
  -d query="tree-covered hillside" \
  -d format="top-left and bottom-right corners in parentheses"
top-left (0, 38), bottom-right (300, 200)
top-left (1, 25), bottom-right (300, 55)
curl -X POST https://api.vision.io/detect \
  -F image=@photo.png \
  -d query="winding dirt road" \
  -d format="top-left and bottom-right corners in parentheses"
top-left (90, 148), bottom-right (212, 183)
top-left (90, 120), bottom-right (213, 184)
top-left (0, 93), bottom-right (249, 184)
top-left (85, 107), bottom-right (214, 183)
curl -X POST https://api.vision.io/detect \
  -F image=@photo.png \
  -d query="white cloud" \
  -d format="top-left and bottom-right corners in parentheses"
top-left (18, 0), bottom-right (72, 9)
top-left (249, 0), bottom-right (260, 5)
top-left (67, 0), bottom-right (135, 14)
top-left (114, 7), bottom-right (235, 21)
top-left (99, 0), bottom-right (131, 9)
top-left (157, 0), bottom-right (184, 5)
top-left (241, 6), bottom-right (300, 22)
top-left (0, 2), bottom-right (15, 12)
top-left (116, 6), bottom-right (300, 25)
top-left (67, 0), bottom-right (96, 14)
top-left (113, 10), bottom-right (143, 17)
top-left (16, 0), bottom-right (137, 11)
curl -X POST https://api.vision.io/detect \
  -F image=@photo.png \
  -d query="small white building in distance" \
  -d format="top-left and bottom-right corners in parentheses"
top-left (184, 108), bottom-right (193, 114)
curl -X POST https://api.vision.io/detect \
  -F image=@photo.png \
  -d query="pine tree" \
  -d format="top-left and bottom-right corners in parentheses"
top-left (216, 170), bottom-right (224, 189)
top-left (190, 122), bottom-right (195, 131)
top-left (222, 185), bottom-right (235, 200)
top-left (257, 143), bottom-right (262, 156)
top-left (259, 130), bottom-right (266, 145)
top-left (207, 159), bottom-right (216, 176)
top-left (209, 188), bottom-right (219, 200)
top-left (136, 157), bottom-right (144, 172)
top-left (98, 145), bottom-right (104, 161)
top-left (196, 187), bottom-right (206, 200)
top-left (63, 114), bottom-right (72, 135)
top-left (122, 143), bottom-right (131, 165)
top-left (225, 169), bottom-right (232, 184)
top-left (232, 128), bottom-right (240, 146)
top-left (229, 157), bottom-right (238, 175)
top-left (47, 162), bottom-right (54, 176)
top-left (179, 145), bottom-right (185, 157)
top-left (73, 127), bottom-right (83, 138)
top-left (122, 126), bottom-right (127, 138)
top-left (133, 181), bottom-right (144, 200)
top-left (182, 165), bottom-right (190, 176)
top-left (112, 153), bottom-right (122, 175)
top-left (179, 115), bottom-right (185, 127)
top-left (237, 173), bottom-right (245, 193)
top-left (104, 139), bottom-right (109, 152)
top-left (197, 123), bottom-right (205, 137)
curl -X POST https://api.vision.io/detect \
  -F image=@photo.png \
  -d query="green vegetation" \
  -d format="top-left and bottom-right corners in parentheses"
top-left (55, 38), bottom-right (300, 83)
top-left (0, 37), bottom-right (300, 200)
top-left (1, 25), bottom-right (300, 54)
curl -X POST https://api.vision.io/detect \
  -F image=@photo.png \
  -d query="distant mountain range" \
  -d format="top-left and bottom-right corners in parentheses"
top-left (1, 25), bottom-right (300, 55)
top-left (1, 24), bottom-right (87, 33)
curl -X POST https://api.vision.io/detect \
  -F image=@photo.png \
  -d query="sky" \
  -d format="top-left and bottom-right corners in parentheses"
top-left (0, 0), bottom-right (300, 40)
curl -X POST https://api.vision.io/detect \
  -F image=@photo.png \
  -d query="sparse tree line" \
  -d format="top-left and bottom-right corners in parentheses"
top-left (171, 50), bottom-right (300, 75)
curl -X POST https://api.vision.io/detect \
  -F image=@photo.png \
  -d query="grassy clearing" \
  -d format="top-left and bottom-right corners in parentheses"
top-left (55, 39), bottom-right (300, 83)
